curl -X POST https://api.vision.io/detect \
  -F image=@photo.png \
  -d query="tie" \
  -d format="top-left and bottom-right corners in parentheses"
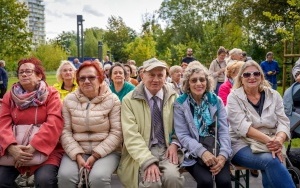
top-left (152, 96), bottom-right (165, 146)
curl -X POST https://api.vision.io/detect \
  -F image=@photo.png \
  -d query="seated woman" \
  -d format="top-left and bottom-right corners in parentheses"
top-left (124, 64), bottom-right (139, 86)
top-left (0, 57), bottom-right (64, 187)
top-left (53, 60), bottom-right (78, 100)
top-left (168, 65), bottom-right (183, 95)
top-left (227, 60), bottom-right (295, 188)
top-left (174, 61), bottom-right (232, 188)
top-left (284, 58), bottom-right (300, 115)
top-left (109, 63), bottom-right (135, 101)
top-left (58, 61), bottom-right (123, 188)
top-left (218, 60), bottom-right (244, 105)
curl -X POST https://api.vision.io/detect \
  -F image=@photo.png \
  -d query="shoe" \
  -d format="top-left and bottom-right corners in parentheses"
top-left (250, 169), bottom-right (259, 177)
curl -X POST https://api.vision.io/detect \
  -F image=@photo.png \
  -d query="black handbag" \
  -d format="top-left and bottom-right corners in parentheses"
top-left (197, 124), bottom-right (220, 166)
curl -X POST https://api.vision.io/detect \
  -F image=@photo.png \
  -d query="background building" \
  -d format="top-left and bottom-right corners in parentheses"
top-left (18, 0), bottom-right (45, 47)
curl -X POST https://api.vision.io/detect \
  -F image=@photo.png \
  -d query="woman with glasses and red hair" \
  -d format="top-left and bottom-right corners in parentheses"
top-left (0, 57), bottom-right (64, 187)
top-left (227, 60), bottom-right (294, 188)
top-left (58, 61), bottom-right (122, 188)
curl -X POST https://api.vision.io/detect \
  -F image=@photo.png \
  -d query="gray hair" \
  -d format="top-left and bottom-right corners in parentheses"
top-left (182, 61), bottom-right (214, 93)
top-left (56, 60), bottom-right (77, 83)
top-left (0, 60), bottom-right (5, 66)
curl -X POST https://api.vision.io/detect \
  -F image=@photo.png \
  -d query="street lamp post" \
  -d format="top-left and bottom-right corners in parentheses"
top-left (98, 41), bottom-right (103, 62)
top-left (77, 15), bottom-right (84, 61)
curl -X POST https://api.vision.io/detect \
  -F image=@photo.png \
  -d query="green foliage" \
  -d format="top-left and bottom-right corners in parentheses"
top-left (104, 16), bottom-right (137, 62)
top-left (0, 0), bottom-right (32, 61)
top-left (31, 44), bottom-right (68, 71)
top-left (125, 33), bottom-right (157, 66)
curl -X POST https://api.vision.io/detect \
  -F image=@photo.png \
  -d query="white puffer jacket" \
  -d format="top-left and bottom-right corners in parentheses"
top-left (61, 83), bottom-right (122, 160)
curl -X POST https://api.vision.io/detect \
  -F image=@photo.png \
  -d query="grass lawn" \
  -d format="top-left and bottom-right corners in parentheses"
top-left (8, 73), bottom-right (57, 89)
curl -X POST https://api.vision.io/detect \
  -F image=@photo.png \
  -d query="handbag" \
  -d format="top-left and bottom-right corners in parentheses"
top-left (0, 107), bottom-right (48, 166)
top-left (243, 137), bottom-right (270, 153)
top-left (197, 122), bottom-right (220, 166)
top-left (78, 167), bottom-right (90, 188)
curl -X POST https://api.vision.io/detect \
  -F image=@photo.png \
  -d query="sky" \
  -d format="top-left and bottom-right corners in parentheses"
top-left (44, 0), bottom-right (163, 40)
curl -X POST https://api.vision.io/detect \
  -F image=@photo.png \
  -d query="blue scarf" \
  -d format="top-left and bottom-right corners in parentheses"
top-left (188, 93), bottom-right (213, 136)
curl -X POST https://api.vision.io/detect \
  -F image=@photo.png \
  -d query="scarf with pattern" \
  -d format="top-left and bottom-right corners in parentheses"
top-left (11, 81), bottom-right (49, 110)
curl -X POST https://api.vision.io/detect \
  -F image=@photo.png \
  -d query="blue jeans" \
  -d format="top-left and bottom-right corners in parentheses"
top-left (232, 146), bottom-right (295, 188)
top-left (0, 164), bottom-right (58, 188)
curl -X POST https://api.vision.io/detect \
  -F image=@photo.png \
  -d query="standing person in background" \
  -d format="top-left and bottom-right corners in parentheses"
top-left (0, 60), bottom-right (8, 98)
top-left (181, 48), bottom-right (196, 68)
top-left (103, 55), bottom-right (113, 66)
top-left (227, 48), bottom-right (243, 64)
top-left (0, 57), bottom-right (64, 187)
top-left (209, 46), bottom-right (227, 94)
top-left (73, 58), bottom-right (82, 69)
top-left (118, 58), bottom-right (184, 188)
top-left (260, 52), bottom-right (280, 90)
top-left (53, 60), bottom-right (78, 101)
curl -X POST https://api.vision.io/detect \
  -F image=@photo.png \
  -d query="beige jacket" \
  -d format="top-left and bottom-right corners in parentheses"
top-left (61, 83), bottom-right (122, 160)
top-left (227, 86), bottom-right (290, 156)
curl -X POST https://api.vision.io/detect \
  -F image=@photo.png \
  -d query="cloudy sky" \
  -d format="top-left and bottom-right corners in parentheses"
top-left (44, 0), bottom-right (163, 39)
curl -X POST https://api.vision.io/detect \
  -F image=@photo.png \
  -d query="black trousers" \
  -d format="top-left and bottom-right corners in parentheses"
top-left (0, 87), bottom-right (7, 98)
top-left (185, 160), bottom-right (232, 188)
top-left (0, 164), bottom-right (59, 188)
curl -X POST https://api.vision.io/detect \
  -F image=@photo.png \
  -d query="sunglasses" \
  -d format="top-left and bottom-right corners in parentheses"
top-left (78, 76), bottom-right (99, 82)
top-left (190, 77), bottom-right (206, 83)
top-left (241, 71), bottom-right (261, 78)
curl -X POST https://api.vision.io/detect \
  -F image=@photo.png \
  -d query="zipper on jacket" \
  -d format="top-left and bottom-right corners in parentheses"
top-left (85, 101), bottom-right (92, 152)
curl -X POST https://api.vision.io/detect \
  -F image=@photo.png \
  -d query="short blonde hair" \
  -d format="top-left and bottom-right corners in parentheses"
top-left (182, 61), bottom-right (214, 93)
top-left (226, 60), bottom-right (244, 79)
top-left (56, 60), bottom-right (77, 83)
top-left (233, 60), bottom-right (271, 91)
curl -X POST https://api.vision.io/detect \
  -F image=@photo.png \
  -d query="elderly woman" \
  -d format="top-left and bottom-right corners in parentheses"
top-left (124, 64), bottom-right (139, 86)
top-left (227, 48), bottom-right (243, 64)
top-left (168, 65), bottom-right (183, 95)
top-left (227, 60), bottom-right (295, 188)
top-left (209, 46), bottom-right (227, 94)
top-left (53, 60), bottom-right (78, 100)
top-left (58, 61), bottom-right (122, 188)
top-left (0, 57), bottom-right (64, 187)
top-left (174, 61), bottom-right (232, 188)
top-left (109, 63), bottom-right (135, 101)
top-left (218, 61), bottom-right (244, 105)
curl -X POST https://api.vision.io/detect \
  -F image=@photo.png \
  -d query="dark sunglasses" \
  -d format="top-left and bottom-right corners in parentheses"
top-left (241, 71), bottom-right (261, 78)
top-left (190, 77), bottom-right (206, 83)
top-left (78, 76), bottom-right (99, 82)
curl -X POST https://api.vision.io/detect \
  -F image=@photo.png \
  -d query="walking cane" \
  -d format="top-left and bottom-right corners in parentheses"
top-left (212, 115), bottom-right (218, 188)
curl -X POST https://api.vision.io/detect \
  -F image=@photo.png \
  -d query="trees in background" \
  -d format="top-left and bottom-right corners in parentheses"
top-left (2, 0), bottom-right (300, 72)
top-left (0, 0), bottom-right (32, 70)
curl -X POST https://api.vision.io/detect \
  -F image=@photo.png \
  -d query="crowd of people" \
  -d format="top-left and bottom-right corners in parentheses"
top-left (0, 47), bottom-right (297, 188)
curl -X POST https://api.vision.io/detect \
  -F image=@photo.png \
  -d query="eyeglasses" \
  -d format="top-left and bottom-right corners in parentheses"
top-left (241, 71), bottom-right (261, 78)
top-left (190, 77), bottom-right (206, 83)
top-left (78, 76), bottom-right (99, 82)
top-left (18, 69), bottom-right (35, 76)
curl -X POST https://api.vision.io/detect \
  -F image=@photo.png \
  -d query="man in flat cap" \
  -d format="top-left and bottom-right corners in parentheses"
top-left (118, 58), bottom-right (184, 188)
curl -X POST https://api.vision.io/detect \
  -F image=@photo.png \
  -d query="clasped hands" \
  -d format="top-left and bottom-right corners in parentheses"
top-left (201, 151), bottom-right (226, 175)
top-left (266, 136), bottom-right (284, 162)
top-left (76, 153), bottom-right (101, 170)
top-left (7, 144), bottom-right (35, 168)
top-left (143, 144), bottom-right (179, 183)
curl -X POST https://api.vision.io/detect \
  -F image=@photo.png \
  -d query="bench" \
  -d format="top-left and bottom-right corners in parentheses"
top-left (230, 165), bottom-right (250, 188)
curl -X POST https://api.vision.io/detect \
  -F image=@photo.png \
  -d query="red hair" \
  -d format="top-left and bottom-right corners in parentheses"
top-left (17, 57), bottom-right (46, 81)
top-left (76, 60), bottom-right (104, 84)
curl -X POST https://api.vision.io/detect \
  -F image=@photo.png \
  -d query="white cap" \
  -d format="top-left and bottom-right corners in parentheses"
top-left (143, 58), bottom-right (167, 71)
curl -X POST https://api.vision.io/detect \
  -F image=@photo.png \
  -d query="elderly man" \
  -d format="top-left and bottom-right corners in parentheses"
top-left (118, 58), bottom-right (184, 188)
